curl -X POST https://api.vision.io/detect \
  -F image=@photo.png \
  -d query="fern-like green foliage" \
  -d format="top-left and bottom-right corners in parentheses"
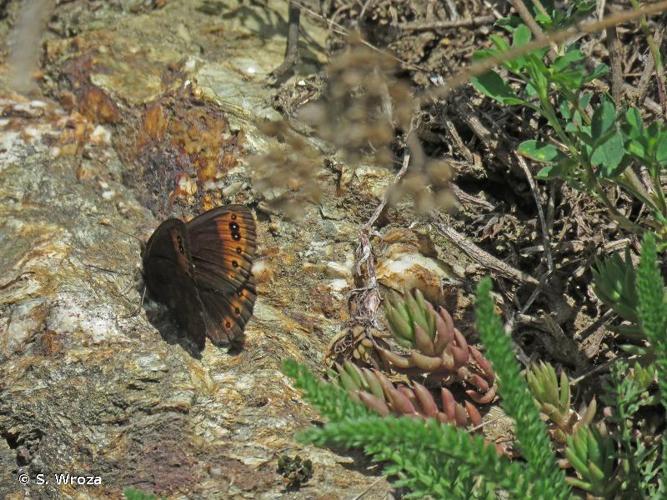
top-left (637, 232), bottom-right (667, 356)
top-left (285, 358), bottom-right (489, 497)
top-left (285, 355), bottom-right (509, 497)
top-left (301, 415), bottom-right (526, 498)
top-left (123, 488), bottom-right (158, 500)
top-left (475, 278), bottom-right (570, 499)
top-left (282, 359), bottom-right (372, 422)
top-left (636, 232), bottom-right (667, 495)
top-left (602, 361), bottom-right (660, 497)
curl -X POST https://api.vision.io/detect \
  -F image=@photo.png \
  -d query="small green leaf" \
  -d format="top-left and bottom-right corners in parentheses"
top-left (490, 34), bottom-right (510, 51)
top-left (565, 476), bottom-right (594, 491)
top-left (518, 140), bottom-right (563, 163)
top-left (525, 82), bottom-right (539, 98)
top-left (552, 49), bottom-right (584, 71)
top-left (535, 12), bottom-right (552, 24)
top-left (536, 165), bottom-right (556, 179)
top-left (471, 71), bottom-right (526, 105)
top-left (591, 99), bottom-right (617, 140)
top-left (626, 139), bottom-right (646, 160)
top-left (579, 92), bottom-right (593, 109)
top-left (536, 158), bottom-right (577, 180)
top-left (587, 461), bottom-right (605, 482)
top-left (559, 100), bottom-right (571, 120)
top-left (495, 16), bottom-right (519, 30)
top-left (584, 63), bottom-right (609, 82)
top-left (575, 125), bottom-right (594, 153)
top-left (647, 122), bottom-right (660, 144)
top-left (338, 368), bottom-right (359, 393)
top-left (656, 130), bottom-right (667, 164)
top-left (472, 48), bottom-right (496, 61)
top-left (565, 445), bottom-right (589, 477)
top-left (512, 24), bottom-right (532, 47)
top-left (528, 60), bottom-right (549, 97)
top-left (625, 107), bottom-right (644, 137)
top-left (553, 69), bottom-right (585, 92)
top-left (591, 131), bottom-right (625, 177)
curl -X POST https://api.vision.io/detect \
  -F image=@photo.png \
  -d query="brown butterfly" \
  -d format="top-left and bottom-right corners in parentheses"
top-left (142, 205), bottom-right (257, 349)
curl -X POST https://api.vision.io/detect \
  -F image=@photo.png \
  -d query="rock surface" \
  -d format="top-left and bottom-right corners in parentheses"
top-left (0, 1), bottom-right (463, 498)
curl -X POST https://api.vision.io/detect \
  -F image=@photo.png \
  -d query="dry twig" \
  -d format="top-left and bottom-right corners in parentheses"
top-left (431, 215), bottom-right (540, 286)
top-left (515, 153), bottom-right (554, 275)
top-left (350, 153), bottom-right (411, 326)
top-left (398, 15), bottom-right (496, 32)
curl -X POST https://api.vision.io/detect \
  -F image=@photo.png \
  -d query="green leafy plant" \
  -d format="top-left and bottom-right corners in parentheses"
top-left (636, 232), bottom-right (667, 496)
top-left (475, 279), bottom-right (570, 497)
top-left (592, 247), bottom-right (639, 325)
top-left (636, 233), bottom-right (667, 354)
top-left (580, 234), bottom-right (666, 497)
top-left (471, 18), bottom-right (667, 240)
top-left (285, 261), bottom-right (667, 496)
top-left (600, 360), bottom-right (660, 497)
top-left (123, 488), bottom-right (158, 500)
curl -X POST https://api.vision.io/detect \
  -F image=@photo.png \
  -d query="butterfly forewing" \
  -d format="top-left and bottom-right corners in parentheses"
top-left (185, 205), bottom-right (257, 345)
top-left (187, 205), bottom-right (257, 294)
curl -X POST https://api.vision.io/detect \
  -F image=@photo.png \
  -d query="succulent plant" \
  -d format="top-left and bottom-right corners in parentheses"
top-left (564, 425), bottom-right (617, 497)
top-left (591, 248), bottom-right (639, 325)
top-left (381, 289), bottom-right (497, 405)
top-left (333, 360), bottom-right (482, 428)
top-left (526, 362), bottom-right (596, 444)
top-left (592, 246), bottom-right (667, 356)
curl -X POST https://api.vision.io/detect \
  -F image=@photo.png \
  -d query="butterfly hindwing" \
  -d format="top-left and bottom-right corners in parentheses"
top-left (142, 220), bottom-right (207, 350)
top-left (198, 277), bottom-right (257, 345)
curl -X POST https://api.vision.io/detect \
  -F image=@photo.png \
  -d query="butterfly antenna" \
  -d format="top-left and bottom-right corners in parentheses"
top-left (96, 217), bottom-right (146, 244)
top-left (122, 284), bottom-right (147, 319)
top-left (83, 262), bottom-right (134, 276)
